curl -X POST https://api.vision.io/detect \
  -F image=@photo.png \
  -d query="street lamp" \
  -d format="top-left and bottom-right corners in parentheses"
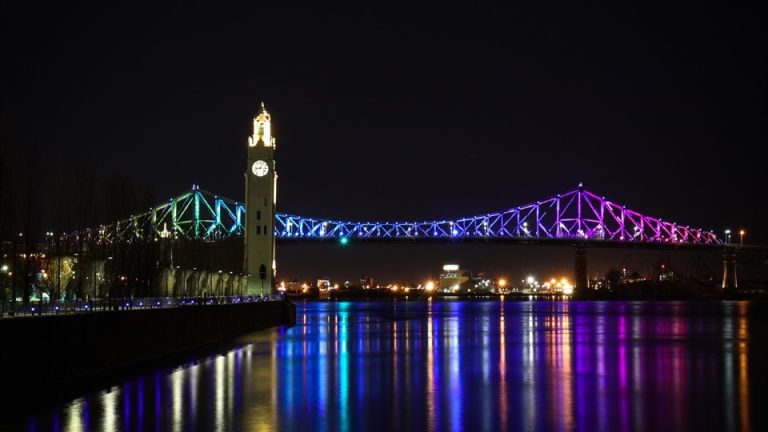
top-left (725, 229), bottom-right (731, 244)
top-left (739, 229), bottom-right (745, 246)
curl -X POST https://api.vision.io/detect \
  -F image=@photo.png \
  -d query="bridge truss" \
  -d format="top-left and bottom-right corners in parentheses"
top-left (69, 185), bottom-right (720, 246)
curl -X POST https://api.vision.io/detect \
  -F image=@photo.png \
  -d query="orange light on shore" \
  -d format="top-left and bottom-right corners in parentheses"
top-left (497, 278), bottom-right (507, 288)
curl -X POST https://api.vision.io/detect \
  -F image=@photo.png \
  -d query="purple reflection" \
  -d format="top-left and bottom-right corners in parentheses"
top-left (123, 382), bottom-right (131, 431)
top-left (137, 378), bottom-right (144, 429)
top-left (618, 317), bottom-right (629, 432)
top-left (82, 398), bottom-right (90, 430)
top-left (12, 301), bottom-right (758, 431)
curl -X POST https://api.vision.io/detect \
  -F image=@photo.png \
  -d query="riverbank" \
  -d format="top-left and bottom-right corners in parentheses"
top-left (0, 300), bottom-right (295, 405)
top-left (288, 288), bottom-right (766, 302)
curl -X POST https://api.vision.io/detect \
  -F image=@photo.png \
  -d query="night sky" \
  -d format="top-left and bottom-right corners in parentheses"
top-left (2, 5), bottom-right (766, 283)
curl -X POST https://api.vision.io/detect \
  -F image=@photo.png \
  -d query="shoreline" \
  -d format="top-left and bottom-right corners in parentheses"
top-left (0, 300), bottom-right (296, 409)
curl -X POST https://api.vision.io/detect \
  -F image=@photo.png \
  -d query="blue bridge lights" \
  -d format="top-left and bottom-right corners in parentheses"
top-left (65, 186), bottom-right (721, 247)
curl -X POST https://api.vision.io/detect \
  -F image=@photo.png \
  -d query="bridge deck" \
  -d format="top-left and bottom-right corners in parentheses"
top-left (277, 236), bottom-right (767, 251)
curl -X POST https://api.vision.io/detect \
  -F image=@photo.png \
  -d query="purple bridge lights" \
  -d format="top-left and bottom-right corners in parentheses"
top-left (275, 184), bottom-right (720, 245)
top-left (62, 184), bottom-right (739, 295)
top-left (76, 184), bottom-right (720, 246)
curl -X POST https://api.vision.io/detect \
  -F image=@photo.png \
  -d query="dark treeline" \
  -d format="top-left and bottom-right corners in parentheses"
top-left (2, 129), bottom-right (246, 305)
top-left (0, 139), bottom-right (156, 242)
top-left (51, 160), bottom-right (156, 234)
top-left (1, 125), bottom-right (159, 306)
top-left (0, 123), bottom-right (15, 243)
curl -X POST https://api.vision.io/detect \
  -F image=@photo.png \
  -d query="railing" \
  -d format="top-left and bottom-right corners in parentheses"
top-left (0, 295), bottom-right (284, 318)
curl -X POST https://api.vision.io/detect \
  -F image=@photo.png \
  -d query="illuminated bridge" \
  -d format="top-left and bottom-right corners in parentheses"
top-left (63, 183), bottom-right (743, 293)
top-left (81, 184), bottom-right (720, 247)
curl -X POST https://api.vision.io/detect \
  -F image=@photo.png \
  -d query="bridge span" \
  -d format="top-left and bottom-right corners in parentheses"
top-left (74, 184), bottom-right (719, 246)
top-left (55, 183), bottom-right (753, 294)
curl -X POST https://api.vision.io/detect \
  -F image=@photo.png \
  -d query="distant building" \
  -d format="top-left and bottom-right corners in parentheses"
top-left (439, 264), bottom-right (470, 292)
top-left (360, 276), bottom-right (374, 289)
top-left (278, 280), bottom-right (309, 293)
top-left (471, 273), bottom-right (494, 292)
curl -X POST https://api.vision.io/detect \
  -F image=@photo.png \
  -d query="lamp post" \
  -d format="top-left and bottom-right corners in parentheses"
top-left (725, 229), bottom-right (731, 244)
top-left (0, 264), bottom-right (7, 317)
top-left (739, 230), bottom-right (745, 246)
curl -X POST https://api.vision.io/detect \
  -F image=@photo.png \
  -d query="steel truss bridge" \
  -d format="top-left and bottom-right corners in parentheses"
top-left (71, 185), bottom-right (720, 248)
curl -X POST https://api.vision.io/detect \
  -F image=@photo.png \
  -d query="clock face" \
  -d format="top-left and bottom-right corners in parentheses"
top-left (252, 160), bottom-right (269, 177)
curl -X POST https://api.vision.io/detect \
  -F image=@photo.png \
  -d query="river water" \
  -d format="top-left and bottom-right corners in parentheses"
top-left (12, 300), bottom-right (765, 431)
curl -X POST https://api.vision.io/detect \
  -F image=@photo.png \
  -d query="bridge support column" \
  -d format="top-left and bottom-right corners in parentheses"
top-left (574, 243), bottom-right (589, 298)
top-left (721, 247), bottom-right (738, 290)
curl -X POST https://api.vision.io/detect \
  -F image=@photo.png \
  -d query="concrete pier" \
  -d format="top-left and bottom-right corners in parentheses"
top-left (574, 243), bottom-right (589, 297)
top-left (721, 247), bottom-right (738, 289)
top-left (0, 300), bottom-right (295, 401)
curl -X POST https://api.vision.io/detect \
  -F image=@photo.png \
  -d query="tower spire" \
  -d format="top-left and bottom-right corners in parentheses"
top-left (249, 102), bottom-right (273, 147)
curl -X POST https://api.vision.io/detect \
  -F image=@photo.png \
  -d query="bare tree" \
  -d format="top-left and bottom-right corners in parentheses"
top-left (16, 141), bottom-right (42, 309)
top-left (0, 119), bottom-right (15, 306)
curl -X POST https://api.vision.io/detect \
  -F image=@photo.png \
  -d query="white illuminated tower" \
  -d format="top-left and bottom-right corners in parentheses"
top-left (245, 102), bottom-right (277, 296)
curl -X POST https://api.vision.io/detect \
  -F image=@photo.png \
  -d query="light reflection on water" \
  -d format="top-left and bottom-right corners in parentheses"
top-left (16, 300), bottom-right (759, 431)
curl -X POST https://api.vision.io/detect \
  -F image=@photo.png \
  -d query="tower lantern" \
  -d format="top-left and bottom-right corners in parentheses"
top-left (248, 102), bottom-right (275, 148)
top-left (244, 102), bottom-right (277, 296)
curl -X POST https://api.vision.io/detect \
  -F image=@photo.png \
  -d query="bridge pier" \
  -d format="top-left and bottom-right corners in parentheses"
top-left (721, 247), bottom-right (738, 290)
top-left (574, 243), bottom-right (589, 298)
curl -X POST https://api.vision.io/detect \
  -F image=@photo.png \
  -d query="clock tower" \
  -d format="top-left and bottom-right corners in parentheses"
top-left (245, 102), bottom-right (277, 296)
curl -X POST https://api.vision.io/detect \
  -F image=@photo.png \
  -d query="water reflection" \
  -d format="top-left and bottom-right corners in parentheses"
top-left (15, 301), bottom-right (759, 431)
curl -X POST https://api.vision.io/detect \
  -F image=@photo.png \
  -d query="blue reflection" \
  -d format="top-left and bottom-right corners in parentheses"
top-left (11, 301), bottom-right (759, 432)
top-left (338, 307), bottom-right (349, 432)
